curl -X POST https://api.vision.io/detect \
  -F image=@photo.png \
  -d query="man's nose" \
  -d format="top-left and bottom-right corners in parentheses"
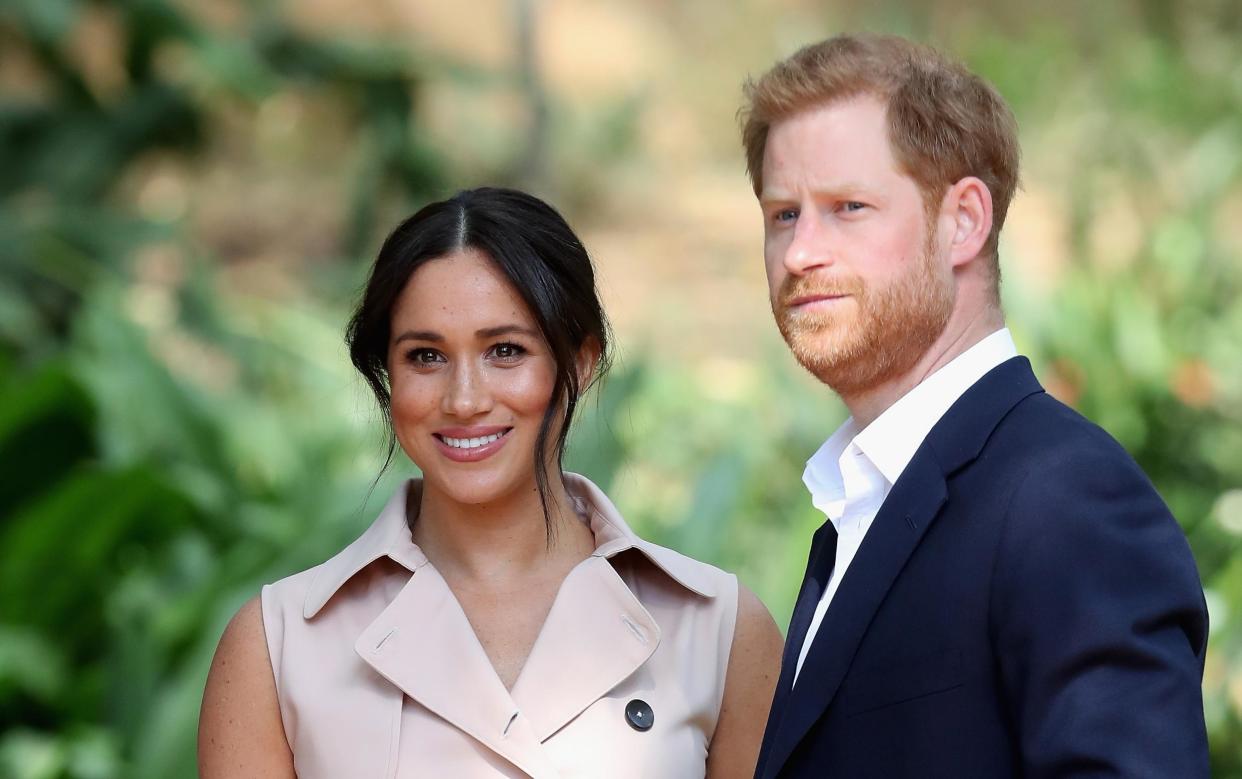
top-left (783, 211), bottom-right (833, 276)
top-left (442, 362), bottom-right (492, 418)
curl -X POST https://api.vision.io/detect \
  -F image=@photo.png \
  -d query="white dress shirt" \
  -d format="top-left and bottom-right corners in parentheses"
top-left (792, 328), bottom-right (1019, 683)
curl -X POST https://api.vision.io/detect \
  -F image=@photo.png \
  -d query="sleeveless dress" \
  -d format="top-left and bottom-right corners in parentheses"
top-left (261, 473), bottom-right (740, 778)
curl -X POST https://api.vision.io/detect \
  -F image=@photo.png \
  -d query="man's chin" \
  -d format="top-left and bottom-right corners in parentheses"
top-left (786, 335), bottom-right (862, 379)
top-left (783, 327), bottom-right (909, 394)
top-left (778, 314), bottom-right (848, 347)
top-left (783, 326), bottom-right (854, 360)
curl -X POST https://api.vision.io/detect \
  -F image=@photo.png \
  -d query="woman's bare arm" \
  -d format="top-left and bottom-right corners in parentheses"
top-left (198, 596), bottom-right (296, 778)
top-left (706, 583), bottom-right (784, 779)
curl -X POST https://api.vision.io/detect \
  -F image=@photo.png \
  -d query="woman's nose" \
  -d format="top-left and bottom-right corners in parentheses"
top-left (441, 362), bottom-right (492, 418)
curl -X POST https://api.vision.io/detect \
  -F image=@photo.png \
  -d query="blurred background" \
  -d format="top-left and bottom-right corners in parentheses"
top-left (1, 0), bottom-right (1240, 775)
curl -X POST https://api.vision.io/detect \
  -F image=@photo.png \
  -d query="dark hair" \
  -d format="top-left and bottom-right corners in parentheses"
top-left (346, 187), bottom-right (612, 531)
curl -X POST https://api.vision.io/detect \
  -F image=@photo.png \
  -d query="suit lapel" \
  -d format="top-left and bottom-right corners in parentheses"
top-left (759, 357), bottom-right (1045, 778)
top-left (757, 525), bottom-right (836, 778)
top-left (761, 521), bottom-right (837, 759)
top-left (761, 455), bottom-right (947, 778)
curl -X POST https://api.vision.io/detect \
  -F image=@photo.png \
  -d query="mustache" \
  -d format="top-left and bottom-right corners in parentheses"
top-left (776, 274), bottom-right (863, 309)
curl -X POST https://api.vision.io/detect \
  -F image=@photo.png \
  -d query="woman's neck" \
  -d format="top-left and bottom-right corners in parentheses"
top-left (409, 472), bottom-right (595, 585)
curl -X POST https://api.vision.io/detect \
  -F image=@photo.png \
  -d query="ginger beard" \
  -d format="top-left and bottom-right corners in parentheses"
top-left (773, 224), bottom-right (955, 396)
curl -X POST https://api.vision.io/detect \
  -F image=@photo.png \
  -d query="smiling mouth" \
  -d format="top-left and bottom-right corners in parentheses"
top-left (433, 429), bottom-right (513, 451)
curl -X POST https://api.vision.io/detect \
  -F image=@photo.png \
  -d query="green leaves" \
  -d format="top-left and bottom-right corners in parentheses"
top-left (0, 363), bottom-right (95, 517)
top-left (0, 1), bottom-right (448, 774)
top-left (2, 0), bottom-right (1241, 775)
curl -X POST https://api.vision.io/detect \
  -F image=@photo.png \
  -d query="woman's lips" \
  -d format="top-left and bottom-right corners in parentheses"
top-left (432, 427), bottom-right (514, 463)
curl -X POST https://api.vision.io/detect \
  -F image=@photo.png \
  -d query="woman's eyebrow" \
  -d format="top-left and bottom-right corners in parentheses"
top-left (476, 325), bottom-right (540, 339)
top-left (392, 330), bottom-right (443, 344)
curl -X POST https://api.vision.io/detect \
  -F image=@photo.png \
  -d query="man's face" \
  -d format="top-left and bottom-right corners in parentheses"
top-left (759, 96), bottom-right (955, 396)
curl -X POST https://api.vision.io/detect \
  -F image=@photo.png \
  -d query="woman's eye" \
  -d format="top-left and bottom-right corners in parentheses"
top-left (407, 348), bottom-right (443, 365)
top-left (491, 342), bottom-right (527, 361)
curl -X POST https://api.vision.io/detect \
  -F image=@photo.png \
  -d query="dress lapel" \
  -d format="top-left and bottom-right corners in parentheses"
top-left (509, 474), bottom-right (716, 740)
top-left (510, 554), bottom-right (660, 741)
top-left (355, 565), bottom-right (563, 779)
top-left (341, 472), bottom-right (711, 777)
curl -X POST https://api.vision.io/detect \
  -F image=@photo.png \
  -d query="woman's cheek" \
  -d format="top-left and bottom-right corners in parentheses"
top-left (389, 377), bottom-right (437, 460)
top-left (501, 361), bottom-right (558, 414)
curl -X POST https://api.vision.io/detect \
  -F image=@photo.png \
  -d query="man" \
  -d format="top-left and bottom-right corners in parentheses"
top-left (742, 34), bottom-right (1209, 778)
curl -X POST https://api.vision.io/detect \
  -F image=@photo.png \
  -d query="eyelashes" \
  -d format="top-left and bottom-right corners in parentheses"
top-left (490, 342), bottom-right (527, 361)
top-left (406, 348), bottom-right (443, 365)
top-left (403, 342), bottom-right (529, 367)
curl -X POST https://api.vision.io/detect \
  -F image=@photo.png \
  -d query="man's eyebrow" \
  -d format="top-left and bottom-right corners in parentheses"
top-left (758, 189), bottom-right (794, 204)
top-left (760, 182), bottom-right (873, 203)
top-left (392, 330), bottom-right (443, 344)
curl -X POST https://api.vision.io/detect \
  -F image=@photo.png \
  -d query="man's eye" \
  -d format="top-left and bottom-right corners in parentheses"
top-left (841, 201), bottom-right (867, 212)
top-left (774, 208), bottom-right (798, 223)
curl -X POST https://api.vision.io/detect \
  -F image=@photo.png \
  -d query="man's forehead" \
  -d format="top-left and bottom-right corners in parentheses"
top-left (760, 100), bottom-right (898, 194)
top-left (768, 94), bottom-right (889, 139)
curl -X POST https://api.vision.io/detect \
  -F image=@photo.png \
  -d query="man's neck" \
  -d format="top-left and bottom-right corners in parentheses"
top-left (842, 307), bottom-right (1005, 429)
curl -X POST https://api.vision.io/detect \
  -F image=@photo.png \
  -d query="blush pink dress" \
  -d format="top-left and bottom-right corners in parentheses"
top-left (261, 473), bottom-right (739, 778)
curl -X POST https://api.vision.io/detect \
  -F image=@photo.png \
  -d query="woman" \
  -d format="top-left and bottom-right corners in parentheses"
top-left (199, 188), bottom-right (783, 778)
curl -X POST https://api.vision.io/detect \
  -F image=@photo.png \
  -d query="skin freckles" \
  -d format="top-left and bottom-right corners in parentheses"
top-left (386, 248), bottom-right (560, 513)
top-left (200, 199), bottom-right (786, 778)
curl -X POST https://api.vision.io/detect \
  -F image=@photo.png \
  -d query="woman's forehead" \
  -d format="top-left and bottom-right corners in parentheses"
top-left (392, 249), bottom-right (538, 333)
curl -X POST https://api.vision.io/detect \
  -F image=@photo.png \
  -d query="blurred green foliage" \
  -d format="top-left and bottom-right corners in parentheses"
top-left (1, 1), bottom-right (1240, 777)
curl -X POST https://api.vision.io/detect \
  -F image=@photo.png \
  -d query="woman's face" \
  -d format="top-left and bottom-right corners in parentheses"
top-left (387, 247), bottom-right (559, 508)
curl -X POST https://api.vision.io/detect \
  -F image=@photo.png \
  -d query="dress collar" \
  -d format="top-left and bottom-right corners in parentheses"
top-left (303, 472), bottom-right (718, 619)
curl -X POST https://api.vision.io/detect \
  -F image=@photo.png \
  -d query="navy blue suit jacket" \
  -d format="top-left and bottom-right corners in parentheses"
top-left (756, 357), bottom-right (1209, 778)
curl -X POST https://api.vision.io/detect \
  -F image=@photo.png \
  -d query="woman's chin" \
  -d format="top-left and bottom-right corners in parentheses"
top-left (423, 469), bottom-right (529, 509)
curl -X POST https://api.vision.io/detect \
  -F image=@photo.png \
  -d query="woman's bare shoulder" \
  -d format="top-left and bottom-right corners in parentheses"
top-left (198, 596), bottom-right (296, 778)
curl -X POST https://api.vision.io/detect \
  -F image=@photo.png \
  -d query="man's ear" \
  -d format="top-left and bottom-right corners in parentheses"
top-left (575, 337), bottom-right (602, 389)
top-left (942, 176), bottom-right (993, 268)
